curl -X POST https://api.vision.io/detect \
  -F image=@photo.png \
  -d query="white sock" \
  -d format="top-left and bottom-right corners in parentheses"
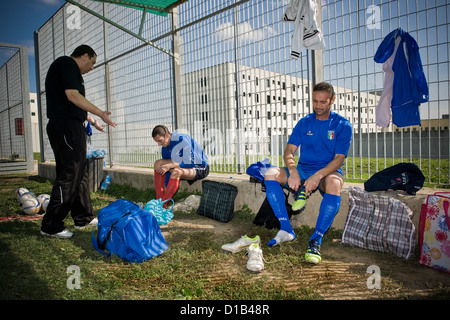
top-left (267, 230), bottom-right (295, 247)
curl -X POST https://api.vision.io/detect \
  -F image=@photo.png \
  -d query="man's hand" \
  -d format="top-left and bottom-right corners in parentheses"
top-left (92, 119), bottom-right (106, 132)
top-left (287, 169), bottom-right (301, 192)
top-left (156, 163), bottom-right (173, 175)
top-left (66, 89), bottom-right (117, 128)
top-left (304, 172), bottom-right (322, 196)
top-left (99, 111), bottom-right (116, 128)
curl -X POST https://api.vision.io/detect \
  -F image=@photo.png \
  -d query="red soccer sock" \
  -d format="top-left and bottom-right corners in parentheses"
top-left (154, 170), bottom-right (165, 199)
top-left (162, 178), bottom-right (180, 205)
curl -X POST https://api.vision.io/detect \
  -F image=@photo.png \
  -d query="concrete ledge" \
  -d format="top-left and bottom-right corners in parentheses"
top-left (38, 161), bottom-right (445, 233)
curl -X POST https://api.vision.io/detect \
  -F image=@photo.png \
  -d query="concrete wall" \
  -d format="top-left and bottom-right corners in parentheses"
top-left (39, 161), bottom-right (443, 236)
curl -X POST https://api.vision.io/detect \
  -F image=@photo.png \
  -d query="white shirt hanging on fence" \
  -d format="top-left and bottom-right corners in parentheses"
top-left (375, 35), bottom-right (402, 127)
top-left (283, 0), bottom-right (325, 59)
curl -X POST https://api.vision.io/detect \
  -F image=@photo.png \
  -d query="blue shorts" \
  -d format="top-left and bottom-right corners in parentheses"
top-left (282, 166), bottom-right (343, 195)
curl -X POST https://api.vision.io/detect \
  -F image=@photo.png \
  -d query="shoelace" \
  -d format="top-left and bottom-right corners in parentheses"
top-left (246, 246), bottom-right (293, 267)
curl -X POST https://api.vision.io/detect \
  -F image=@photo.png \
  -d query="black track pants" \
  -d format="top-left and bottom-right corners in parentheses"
top-left (41, 119), bottom-right (94, 234)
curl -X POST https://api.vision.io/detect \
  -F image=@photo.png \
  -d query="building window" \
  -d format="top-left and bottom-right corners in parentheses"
top-left (15, 118), bottom-right (24, 135)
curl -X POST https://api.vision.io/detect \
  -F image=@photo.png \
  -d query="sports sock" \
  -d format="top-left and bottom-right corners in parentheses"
top-left (265, 180), bottom-right (295, 246)
top-left (310, 193), bottom-right (341, 245)
top-left (268, 230), bottom-right (295, 247)
top-left (162, 178), bottom-right (180, 205)
top-left (154, 170), bottom-right (165, 199)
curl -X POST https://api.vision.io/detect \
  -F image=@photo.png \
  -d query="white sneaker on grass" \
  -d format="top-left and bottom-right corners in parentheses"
top-left (246, 243), bottom-right (264, 273)
top-left (40, 228), bottom-right (73, 239)
top-left (74, 218), bottom-right (98, 230)
top-left (221, 235), bottom-right (261, 253)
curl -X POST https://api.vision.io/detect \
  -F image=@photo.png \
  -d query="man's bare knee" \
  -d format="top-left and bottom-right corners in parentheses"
top-left (170, 167), bottom-right (184, 179)
top-left (264, 167), bottom-right (280, 180)
top-left (321, 174), bottom-right (343, 195)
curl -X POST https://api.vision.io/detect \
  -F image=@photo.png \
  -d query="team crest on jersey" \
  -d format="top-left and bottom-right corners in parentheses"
top-left (327, 130), bottom-right (335, 140)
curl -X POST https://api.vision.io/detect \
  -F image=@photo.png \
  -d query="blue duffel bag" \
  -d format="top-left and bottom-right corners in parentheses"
top-left (92, 199), bottom-right (168, 263)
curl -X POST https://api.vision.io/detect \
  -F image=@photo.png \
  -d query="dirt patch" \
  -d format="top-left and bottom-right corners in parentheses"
top-left (162, 217), bottom-right (450, 300)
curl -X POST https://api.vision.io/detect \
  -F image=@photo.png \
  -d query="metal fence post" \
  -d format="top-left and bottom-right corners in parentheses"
top-left (172, 7), bottom-right (182, 130)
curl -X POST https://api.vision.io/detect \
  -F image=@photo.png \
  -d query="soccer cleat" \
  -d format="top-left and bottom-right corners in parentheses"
top-left (292, 187), bottom-right (307, 211)
top-left (40, 228), bottom-right (73, 239)
top-left (221, 235), bottom-right (261, 253)
top-left (246, 243), bottom-right (264, 273)
top-left (304, 238), bottom-right (321, 264)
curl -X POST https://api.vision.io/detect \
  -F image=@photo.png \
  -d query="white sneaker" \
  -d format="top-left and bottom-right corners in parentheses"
top-left (40, 228), bottom-right (73, 239)
top-left (221, 235), bottom-right (261, 253)
top-left (74, 218), bottom-right (98, 230)
top-left (246, 243), bottom-right (264, 273)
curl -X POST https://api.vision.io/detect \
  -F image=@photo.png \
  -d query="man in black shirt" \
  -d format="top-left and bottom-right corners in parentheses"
top-left (41, 45), bottom-right (116, 239)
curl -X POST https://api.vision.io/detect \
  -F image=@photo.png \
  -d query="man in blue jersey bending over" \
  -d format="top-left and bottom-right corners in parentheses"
top-left (152, 125), bottom-right (209, 205)
top-left (264, 82), bottom-right (352, 264)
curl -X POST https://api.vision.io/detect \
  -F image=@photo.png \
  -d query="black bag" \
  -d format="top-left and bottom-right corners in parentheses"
top-left (253, 190), bottom-right (296, 230)
top-left (197, 180), bottom-right (238, 222)
top-left (364, 162), bottom-right (425, 195)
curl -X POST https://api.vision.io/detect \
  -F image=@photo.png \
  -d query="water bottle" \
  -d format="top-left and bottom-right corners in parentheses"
top-left (86, 146), bottom-right (94, 159)
top-left (101, 175), bottom-right (111, 191)
top-left (97, 149), bottom-right (106, 158)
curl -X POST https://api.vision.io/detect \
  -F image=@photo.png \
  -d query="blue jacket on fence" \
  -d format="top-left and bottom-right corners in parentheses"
top-left (374, 28), bottom-right (428, 127)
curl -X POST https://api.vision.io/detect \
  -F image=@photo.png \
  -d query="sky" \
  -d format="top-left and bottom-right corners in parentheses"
top-left (0, 0), bottom-right (65, 92)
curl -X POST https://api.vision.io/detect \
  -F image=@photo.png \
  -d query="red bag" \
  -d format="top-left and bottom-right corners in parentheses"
top-left (419, 192), bottom-right (450, 273)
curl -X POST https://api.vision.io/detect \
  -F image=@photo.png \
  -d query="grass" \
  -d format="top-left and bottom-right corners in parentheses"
top-left (1, 173), bottom-right (449, 301)
top-left (0, 174), bottom-right (326, 300)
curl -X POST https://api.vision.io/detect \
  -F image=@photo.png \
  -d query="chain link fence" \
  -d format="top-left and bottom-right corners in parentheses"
top-left (0, 44), bottom-right (33, 174)
top-left (34, 0), bottom-right (449, 185)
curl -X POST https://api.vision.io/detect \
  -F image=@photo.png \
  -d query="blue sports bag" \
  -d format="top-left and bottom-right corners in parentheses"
top-left (92, 199), bottom-right (168, 263)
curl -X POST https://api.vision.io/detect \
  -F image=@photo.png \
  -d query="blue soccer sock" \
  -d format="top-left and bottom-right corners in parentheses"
top-left (310, 193), bottom-right (341, 245)
top-left (265, 180), bottom-right (295, 246)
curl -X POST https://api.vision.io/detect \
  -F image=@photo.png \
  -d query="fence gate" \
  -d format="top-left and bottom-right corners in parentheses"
top-left (0, 43), bottom-right (33, 175)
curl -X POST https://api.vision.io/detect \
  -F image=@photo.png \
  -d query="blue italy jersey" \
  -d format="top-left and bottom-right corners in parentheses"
top-left (287, 112), bottom-right (352, 173)
top-left (161, 132), bottom-right (208, 168)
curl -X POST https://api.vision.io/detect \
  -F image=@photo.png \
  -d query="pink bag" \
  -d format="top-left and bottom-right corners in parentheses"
top-left (419, 192), bottom-right (450, 273)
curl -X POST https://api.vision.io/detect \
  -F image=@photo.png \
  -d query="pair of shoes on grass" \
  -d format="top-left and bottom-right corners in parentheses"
top-left (221, 235), bottom-right (265, 273)
top-left (222, 234), bottom-right (322, 268)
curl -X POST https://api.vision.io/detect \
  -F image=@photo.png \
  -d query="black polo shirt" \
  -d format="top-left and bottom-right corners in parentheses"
top-left (45, 56), bottom-right (87, 122)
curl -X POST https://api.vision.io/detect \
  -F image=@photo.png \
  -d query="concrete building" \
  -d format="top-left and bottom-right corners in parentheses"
top-left (182, 62), bottom-right (383, 158)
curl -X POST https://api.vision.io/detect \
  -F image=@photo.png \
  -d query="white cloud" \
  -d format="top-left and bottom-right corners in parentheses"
top-left (21, 39), bottom-right (35, 58)
top-left (215, 22), bottom-right (276, 43)
top-left (39, 0), bottom-right (62, 6)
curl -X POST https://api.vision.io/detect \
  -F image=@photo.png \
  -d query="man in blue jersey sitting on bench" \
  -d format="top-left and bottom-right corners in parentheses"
top-left (264, 82), bottom-right (352, 264)
top-left (152, 125), bottom-right (209, 206)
